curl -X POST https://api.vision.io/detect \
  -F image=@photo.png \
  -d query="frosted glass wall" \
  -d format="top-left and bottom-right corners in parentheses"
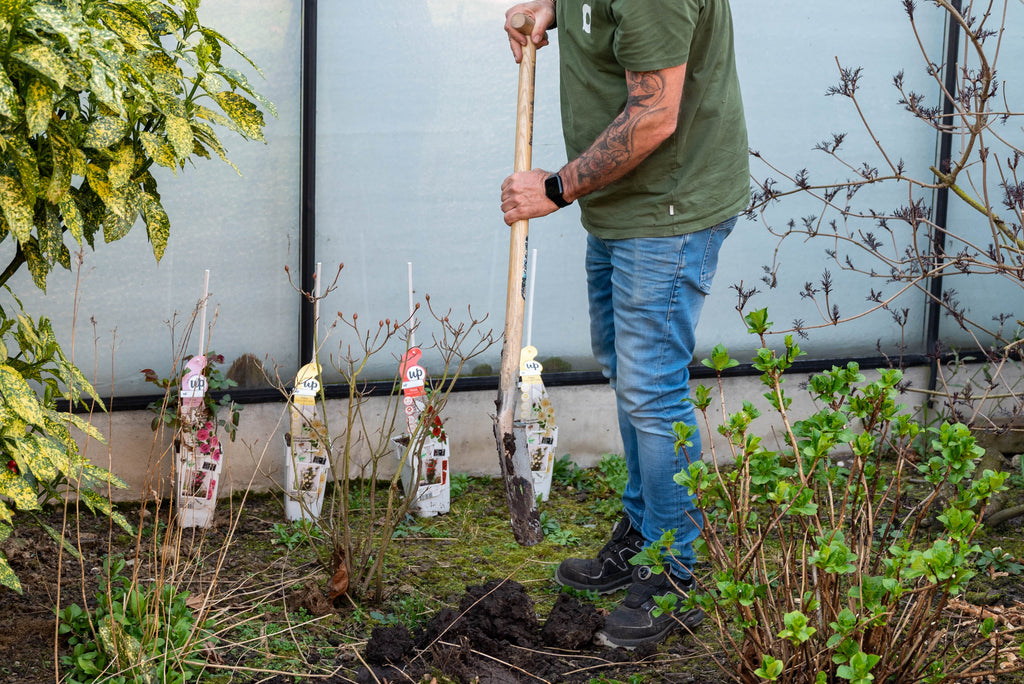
top-left (8, 0), bottom-right (1017, 399)
top-left (1, 0), bottom-right (304, 397)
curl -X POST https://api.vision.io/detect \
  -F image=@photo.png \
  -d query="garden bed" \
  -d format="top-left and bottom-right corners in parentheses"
top-left (2, 457), bottom-right (1023, 684)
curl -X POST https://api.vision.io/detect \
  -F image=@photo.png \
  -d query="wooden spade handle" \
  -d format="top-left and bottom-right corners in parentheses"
top-left (493, 12), bottom-right (543, 547)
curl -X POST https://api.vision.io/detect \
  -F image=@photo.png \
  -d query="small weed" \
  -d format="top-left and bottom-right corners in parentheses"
top-left (370, 593), bottom-right (433, 630)
top-left (593, 453), bottom-right (627, 517)
top-left (272, 519), bottom-right (322, 552)
top-left (393, 516), bottom-right (445, 539)
top-left (450, 472), bottom-right (470, 498)
top-left (976, 547), bottom-right (1024, 575)
top-left (58, 558), bottom-right (211, 684)
top-left (553, 454), bottom-right (589, 491)
top-left (540, 511), bottom-right (580, 547)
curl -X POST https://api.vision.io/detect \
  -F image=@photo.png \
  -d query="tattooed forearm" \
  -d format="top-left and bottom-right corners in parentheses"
top-left (561, 65), bottom-right (685, 202)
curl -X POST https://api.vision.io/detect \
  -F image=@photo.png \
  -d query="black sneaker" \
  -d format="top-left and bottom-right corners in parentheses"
top-left (595, 565), bottom-right (704, 650)
top-left (554, 514), bottom-right (644, 594)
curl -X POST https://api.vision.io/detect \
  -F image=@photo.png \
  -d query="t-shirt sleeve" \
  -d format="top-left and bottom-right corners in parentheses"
top-left (611, 0), bottom-right (700, 72)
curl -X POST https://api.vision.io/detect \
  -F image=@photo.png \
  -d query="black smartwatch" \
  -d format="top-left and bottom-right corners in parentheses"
top-left (544, 172), bottom-right (571, 208)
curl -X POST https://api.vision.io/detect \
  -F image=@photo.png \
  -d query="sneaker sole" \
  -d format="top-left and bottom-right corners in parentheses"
top-left (594, 609), bottom-right (704, 650)
top-left (554, 566), bottom-right (633, 595)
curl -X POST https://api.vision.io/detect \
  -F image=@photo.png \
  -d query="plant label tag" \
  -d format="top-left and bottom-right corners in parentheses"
top-left (295, 376), bottom-right (320, 397)
top-left (181, 374), bottom-right (208, 398)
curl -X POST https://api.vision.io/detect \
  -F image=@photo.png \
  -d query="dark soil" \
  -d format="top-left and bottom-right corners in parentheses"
top-left (357, 579), bottom-right (681, 683)
top-left (0, 489), bottom-right (727, 684)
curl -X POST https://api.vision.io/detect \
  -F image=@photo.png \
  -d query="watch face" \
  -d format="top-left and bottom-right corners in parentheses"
top-left (546, 174), bottom-right (568, 207)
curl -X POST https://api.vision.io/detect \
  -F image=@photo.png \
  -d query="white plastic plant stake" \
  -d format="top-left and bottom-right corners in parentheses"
top-left (285, 262), bottom-right (330, 521)
top-left (519, 249), bottom-right (558, 501)
top-left (176, 270), bottom-right (224, 528)
top-left (393, 264), bottom-right (450, 516)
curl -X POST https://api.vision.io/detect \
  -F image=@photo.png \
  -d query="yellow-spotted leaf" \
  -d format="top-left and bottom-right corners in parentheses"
top-left (165, 114), bottom-right (193, 160)
top-left (41, 204), bottom-right (63, 265)
top-left (14, 436), bottom-right (58, 481)
top-left (85, 163), bottom-right (113, 207)
top-left (58, 193), bottom-right (83, 244)
top-left (83, 116), bottom-right (129, 150)
top-left (0, 500), bottom-right (11, 524)
top-left (66, 413), bottom-right (106, 443)
top-left (0, 528), bottom-right (21, 593)
top-left (7, 136), bottom-right (39, 202)
top-left (54, 353), bottom-right (104, 408)
top-left (211, 91), bottom-right (265, 141)
top-left (108, 144), bottom-right (135, 188)
top-left (143, 51), bottom-right (182, 94)
top-left (142, 192), bottom-right (169, 261)
top-left (0, 65), bottom-right (21, 119)
top-left (15, 314), bottom-right (41, 347)
top-left (102, 207), bottom-right (133, 244)
top-left (20, 238), bottom-right (48, 290)
top-left (30, 4), bottom-right (82, 49)
top-left (41, 412), bottom-right (72, 444)
top-left (99, 4), bottom-right (152, 50)
top-left (46, 137), bottom-right (75, 203)
top-left (0, 470), bottom-right (41, 511)
top-left (25, 80), bottom-right (53, 137)
top-left (10, 44), bottom-right (69, 91)
top-left (80, 489), bottom-right (131, 532)
top-left (39, 522), bottom-right (82, 560)
top-left (0, 174), bottom-right (34, 242)
top-left (0, 0), bottom-right (28, 20)
top-left (0, 363), bottom-right (45, 424)
top-left (139, 130), bottom-right (177, 170)
top-left (87, 62), bottom-right (124, 114)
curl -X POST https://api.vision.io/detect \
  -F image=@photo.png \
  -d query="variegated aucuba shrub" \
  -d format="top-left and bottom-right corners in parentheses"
top-left (0, 293), bottom-right (129, 593)
top-left (0, 0), bottom-right (270, 592)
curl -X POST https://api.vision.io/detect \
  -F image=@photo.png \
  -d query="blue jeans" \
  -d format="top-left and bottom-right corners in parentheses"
top-left (586, 216), bottom-right (736, 579)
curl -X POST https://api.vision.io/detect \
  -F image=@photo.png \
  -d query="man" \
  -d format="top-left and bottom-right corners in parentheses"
top-left (500, 0), bottom-right (749, 649)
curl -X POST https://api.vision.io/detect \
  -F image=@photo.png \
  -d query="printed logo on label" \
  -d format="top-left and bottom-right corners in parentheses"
top-left (582, 3), bottom-right (591, 33)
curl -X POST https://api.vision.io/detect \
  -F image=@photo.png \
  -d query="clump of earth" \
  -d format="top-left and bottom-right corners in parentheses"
top-left (359, 578), bottom-right (631, 683)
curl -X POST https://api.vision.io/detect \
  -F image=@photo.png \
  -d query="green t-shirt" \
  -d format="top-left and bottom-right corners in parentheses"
top-left (555, 0), bottom-right (749, 238)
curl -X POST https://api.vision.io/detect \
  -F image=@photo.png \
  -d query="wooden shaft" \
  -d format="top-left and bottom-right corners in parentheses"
top-left (494, 13), bottom-right (542, 546)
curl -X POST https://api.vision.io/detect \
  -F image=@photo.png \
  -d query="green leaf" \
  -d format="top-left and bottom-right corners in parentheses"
top-left (25, 80), bottom-right (53, 136)
top-left (211, 91), bottom-right (265, 141)
top-left (0, 174), bottom-right (35, 242)
top-left (10, 44), bottom-right (69, 91)
top-left (83, 116), bottom-right (130, 150)
top-left (142, 193), bottom-right (169, 262)
top-left (0, 363), bottom-right (45, 423)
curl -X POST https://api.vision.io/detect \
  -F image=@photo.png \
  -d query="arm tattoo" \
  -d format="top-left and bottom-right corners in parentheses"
top-left (574, 71), bottom-right (671, 188)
